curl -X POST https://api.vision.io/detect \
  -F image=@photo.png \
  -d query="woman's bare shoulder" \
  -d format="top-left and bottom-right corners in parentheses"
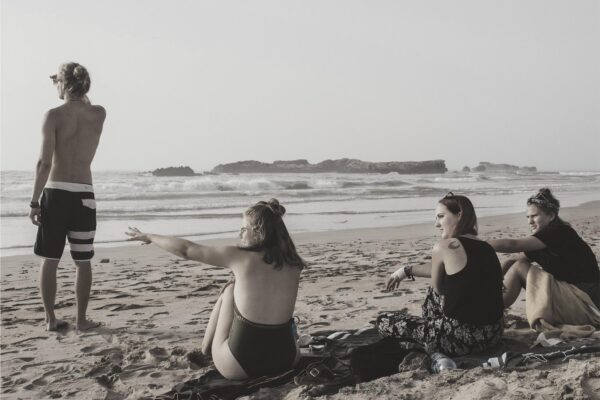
top-left (433, 238), bottom-right (463, 253)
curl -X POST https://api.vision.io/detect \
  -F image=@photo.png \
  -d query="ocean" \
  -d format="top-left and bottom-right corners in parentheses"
top-left (2, 170), bottom-right (600, 257)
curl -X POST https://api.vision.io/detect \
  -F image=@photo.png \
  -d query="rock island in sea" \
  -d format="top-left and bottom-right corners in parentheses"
top-left (211, 158), bottom-right (447, 174)
top-left (151, 166), bottom-right (197, 176)
top-left (471, 162), bottom-right (537, 173)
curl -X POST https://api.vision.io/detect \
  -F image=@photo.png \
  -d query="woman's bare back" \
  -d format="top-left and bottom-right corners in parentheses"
top-left (231, 250), bottom-right (301, 325)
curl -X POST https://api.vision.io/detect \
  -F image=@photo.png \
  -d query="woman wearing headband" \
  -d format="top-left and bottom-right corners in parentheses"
top-left (488, 188), bottom-right (600, 325)
top-left (126, 199), bottom-right (305, 380)
top-left (379, 193), bottom-right (504, 356)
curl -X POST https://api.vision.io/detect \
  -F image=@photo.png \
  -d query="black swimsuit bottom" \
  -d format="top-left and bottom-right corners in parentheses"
top-left (228, 302), bottom-right (296, 378)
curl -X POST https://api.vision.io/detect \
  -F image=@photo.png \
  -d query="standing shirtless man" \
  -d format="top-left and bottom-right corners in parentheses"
top-left (29, 62), bottom-right (106, 331)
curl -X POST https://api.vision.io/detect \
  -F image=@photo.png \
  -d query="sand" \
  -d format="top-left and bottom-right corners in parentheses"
top-left (1, 201), bottom-right (599, 399)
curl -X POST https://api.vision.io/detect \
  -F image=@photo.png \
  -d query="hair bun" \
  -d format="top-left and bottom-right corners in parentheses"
top-left (267, 198), bottom-right (285, 217)
top-left (59, 62), bottom-right (91, 97)
top-left (73, 65), bottom-right (87, 80)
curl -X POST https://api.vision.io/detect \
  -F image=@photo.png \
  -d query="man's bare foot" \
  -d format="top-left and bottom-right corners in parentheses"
top-left (46, 319), bottom-right (69, 331)
top-left (76, 319), bottom-right (101, 331)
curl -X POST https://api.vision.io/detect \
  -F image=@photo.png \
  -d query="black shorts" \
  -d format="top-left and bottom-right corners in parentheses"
top-left (34, 182), bottom-right (96, 261)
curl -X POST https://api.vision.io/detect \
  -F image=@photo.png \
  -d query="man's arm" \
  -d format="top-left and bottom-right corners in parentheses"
top-left (29, 111), bottom-right (56, 225)
top-left (488, 237), bottom-right (546, 253)
top-left (500, 254), bottom-right (530, 275)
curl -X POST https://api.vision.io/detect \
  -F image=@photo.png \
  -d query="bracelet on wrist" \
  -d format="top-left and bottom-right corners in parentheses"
top-left (405, 265), bottom-right (414, 280)
top-left (30, 201), bottom-right (40, 208)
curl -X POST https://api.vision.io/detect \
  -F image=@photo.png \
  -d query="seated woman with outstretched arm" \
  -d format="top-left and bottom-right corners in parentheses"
top-left (487, 188), bottom-right (600, 327)
top-left (380, 193), bottom-right (504, 356)
top-left (126, 199), bottom-right (305, 380)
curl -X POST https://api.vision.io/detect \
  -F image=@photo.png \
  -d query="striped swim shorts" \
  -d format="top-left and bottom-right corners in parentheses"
top-left (34, 181), bottom-right (97, 261)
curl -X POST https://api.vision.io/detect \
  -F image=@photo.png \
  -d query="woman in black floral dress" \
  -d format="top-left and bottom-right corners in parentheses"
top-left (377, 193), bottom-right (504, 356)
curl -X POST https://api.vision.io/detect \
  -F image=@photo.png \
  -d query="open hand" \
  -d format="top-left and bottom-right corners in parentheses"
top-left (385, 266), bottom-right (409, 291)
top-left (125, 227), bottom-right (151, 244)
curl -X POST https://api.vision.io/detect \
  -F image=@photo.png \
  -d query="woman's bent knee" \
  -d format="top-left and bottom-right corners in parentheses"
top-left (513, 259), bottom-right (532, 283)
top-left (220, 282), bottom-right (234, 299)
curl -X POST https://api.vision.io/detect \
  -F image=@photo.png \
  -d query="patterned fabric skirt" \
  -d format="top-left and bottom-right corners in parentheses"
top-left (376, 287), bottom-right (503, 356)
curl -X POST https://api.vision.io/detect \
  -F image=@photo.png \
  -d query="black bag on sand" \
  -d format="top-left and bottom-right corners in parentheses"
top-left (293, 337), bottom-right (421, 397)
top-left (349, 337), bottom-right (419, 381)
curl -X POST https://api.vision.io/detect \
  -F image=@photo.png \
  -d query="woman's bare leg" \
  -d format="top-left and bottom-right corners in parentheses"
top-left (211, 284), bottom-right (247, 380)
top-left (503, 259), bottom-right (531, 308)
top-left (202, 278), bottom-right (235, 354)
top-left (201, 294), bottom-right (224, 355)
top-left (501, 258), bottom-right (517, 276)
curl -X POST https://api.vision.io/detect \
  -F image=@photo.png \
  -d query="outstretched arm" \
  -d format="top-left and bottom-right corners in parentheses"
top-left (126, 227), bottom-right (239, 268)
top-left (488, 236), bottom-right (545, 253)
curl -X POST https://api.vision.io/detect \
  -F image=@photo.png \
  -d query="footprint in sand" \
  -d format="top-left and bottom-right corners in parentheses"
top-left (80, 345), bottom-right (97, 354)
top-left (146, 347), bottom-right (169, 362)
top-left (582, 376), bottom-right (600, 398)
top-left (95, 371), bottom-right (120, 388)
top-left (454, 378), bottom-right (508, 400)
top-left (304, 321), bottom-right (331, 329)
top-left (94, 303), bottom-right (157, 311)
top-left (150, 311), bottom-right (169, 318)
top-left (31, 377), bottom-right (48, 386)
top-left (22, 374), bottom-right (52, 390)
top-left (93, 347), bottom-right (123, 357)
top-left (335, 287), bottom-right (352, 292)
top-left (86, 355), bottom-right (123, 386)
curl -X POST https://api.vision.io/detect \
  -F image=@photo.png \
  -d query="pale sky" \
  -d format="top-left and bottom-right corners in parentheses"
top-left (2, 0), bottom-right (599, 172)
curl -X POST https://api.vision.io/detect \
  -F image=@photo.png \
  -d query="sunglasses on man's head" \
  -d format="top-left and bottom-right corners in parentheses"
top-left (531, 192), bottom-right (550, 202)
top-left (49, 75), bottom-right (61, 85)
top-left (527, 193), bottom-right (558, 211)
top-left (527, 197), bottom-right (544, 205)
top-left (528, 192), bottom-right (552, 206)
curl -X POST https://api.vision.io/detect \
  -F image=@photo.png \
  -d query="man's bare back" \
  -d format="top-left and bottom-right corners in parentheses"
top-left (30, 62), bottom-right (106, 332)
top-left (48, 100), bottom-right (106, 184)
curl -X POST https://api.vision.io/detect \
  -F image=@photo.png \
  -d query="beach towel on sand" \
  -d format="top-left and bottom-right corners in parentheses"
top-left (526, 265), bottom-right (600, 338)
top-left (146, 328), bottom-right (403, 400)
